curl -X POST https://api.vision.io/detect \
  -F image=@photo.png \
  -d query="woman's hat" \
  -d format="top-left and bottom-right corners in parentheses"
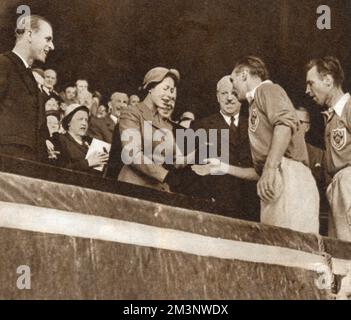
top-left (142, 67), bottom-right (180, 90)
top-left (61, 104), bottom-right (89, 130)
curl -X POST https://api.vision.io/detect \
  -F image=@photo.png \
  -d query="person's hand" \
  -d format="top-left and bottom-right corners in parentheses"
top-left (191, 158), bottom-right (229, 176)
top-left (87, 151), bottom-right (109, 168)
top-left (46, 140), bottom-right (60, 159)
top-left (173, 150), bottom-right (197, 169)
top-left (257, 167), bottom-right (283, 202)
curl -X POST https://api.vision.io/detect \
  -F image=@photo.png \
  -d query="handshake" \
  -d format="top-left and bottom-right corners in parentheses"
top-left (191, 158), bottom-right (229, 176)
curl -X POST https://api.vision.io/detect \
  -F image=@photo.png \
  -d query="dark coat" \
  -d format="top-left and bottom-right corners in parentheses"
top-left (104, 123), bottom-right (123, 179)
top-left (0, 52), bottom-right (45, 159)
top-left (58, 132), bottom-right (95, 173)
top-left (88, 115), bottom-right (116, 144)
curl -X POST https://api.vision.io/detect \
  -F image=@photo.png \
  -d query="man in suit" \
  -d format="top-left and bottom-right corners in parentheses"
top-left (88, 108), bottom-right (116, 144)
top-left (191, 75), bottom-right (260, 220)
top-left (88, 92), bottom-right (127, 144)
top-left (0, 15), bottom-right (54, 161)
top-left (100, 92), bottom-right (126, 178)
top-left (42, 69), bottom-right (60, 100)
top-left (76, 79), bottom-right (93, 110)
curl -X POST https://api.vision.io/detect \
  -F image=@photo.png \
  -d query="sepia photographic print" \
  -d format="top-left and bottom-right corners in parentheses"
top-left (0, 0), bottom-right (351, 307)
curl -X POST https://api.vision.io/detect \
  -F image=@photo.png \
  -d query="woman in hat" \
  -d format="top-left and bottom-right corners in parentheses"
top-left (116, 67), bottom-right (182, 191)
top-left (58, 104), bottom-right (109, 173)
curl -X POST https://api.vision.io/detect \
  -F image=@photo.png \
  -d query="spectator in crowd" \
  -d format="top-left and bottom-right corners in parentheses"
top-left (88, 93), bottom-right (117, 144)
top-left (108, 92), bottom-right (129, 115)
top-left (96, 104), bottom-right (108, 118)
top-left (61, 85), bottom-right (77, 112)
top-left (58, 104), bottom-right (109, 173)
top-left (128, 94), bottom-right (140, 108)
top-left (191, 76), bottom-right (259, 220)
top-left (46, 111), bottom-right (60, 137)
top-left (117, 67), bottom-right (181, 191)
top-left (45, 97), bottom-right (60, 112)
top-left (76, 79), bottom-right (93, 109)
top-left (39, 110), bottom-right (61, 164)
top-left (178, 111), bottom-right (195, 128)
top-left (305, 56), bottom-right (351, 241)
top-left (65, 85), bottom-right (77, 103)
top-left (43, 69), bottom-right (60, 99)
top-left (90, 91), bottom-right (102, 117)
top-left (296, 107), bottom-right (325, 179)
top-left (107, 92), bottom-right (127, 124)
top-left (0, 15), bottom-right (54, 161)
top-left (104, 92), bottom-right (135, 179)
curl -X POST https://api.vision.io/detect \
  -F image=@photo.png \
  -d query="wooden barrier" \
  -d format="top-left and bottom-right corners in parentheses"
top-left (0, 157), bottom-right (350, 299)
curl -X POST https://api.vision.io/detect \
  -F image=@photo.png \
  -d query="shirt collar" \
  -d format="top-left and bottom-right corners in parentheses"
top-left (333, 93), bottom-right (350, 117)
top-left (110, 114), bottom-right (118, 124)
top-left (220, 111), bottom-right (239, 126)
top-left (246, 80), bottom-right (273, 104)
top-left (12, 49), bottom-right (30, 69)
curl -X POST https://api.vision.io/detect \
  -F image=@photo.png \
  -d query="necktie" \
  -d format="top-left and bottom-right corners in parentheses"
top-left (230, 116), bottom-right (237, 130)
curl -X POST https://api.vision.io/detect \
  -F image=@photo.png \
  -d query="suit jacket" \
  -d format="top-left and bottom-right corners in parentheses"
top-left (192, 110), bottom-right (252, 167)
top-left (58, 132), bottom-right (96, 173)
top-left (88, 115), bottom-right (116, 144)
top-left (183, 109), bottom-right (259, 221)
top-left (0, 52), bottom-right (44, 157)
top-left (117, 102), bottom-right (174, 192)
top-left (104, 123), bottom-right (123, 179)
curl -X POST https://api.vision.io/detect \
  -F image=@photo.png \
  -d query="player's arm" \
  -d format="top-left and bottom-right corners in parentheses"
top-left (258, 125), bottom-right (291, 201)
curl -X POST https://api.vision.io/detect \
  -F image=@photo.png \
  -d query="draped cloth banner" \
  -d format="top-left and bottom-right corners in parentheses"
top-left (0, 171), bottom-right (350, 299)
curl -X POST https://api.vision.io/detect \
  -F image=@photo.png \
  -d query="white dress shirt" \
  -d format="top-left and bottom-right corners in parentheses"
top-left (220, 111), bottom-right (239, 127)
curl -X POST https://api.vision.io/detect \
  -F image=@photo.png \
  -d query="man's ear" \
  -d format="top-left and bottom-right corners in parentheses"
top-left (21, 29), bottom-right (32, 44)
top-left (216, 92), bottom-right (220, 104)
top-left (323, 74), bottom-right (334, 88)
top-left (241, 69), bottom-right (249, 82)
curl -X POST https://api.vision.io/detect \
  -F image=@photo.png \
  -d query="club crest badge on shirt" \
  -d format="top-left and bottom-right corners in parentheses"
top-left (249, 108), bottom-right (259, 132)
top-left (331, 127), bottom-right (347, 151)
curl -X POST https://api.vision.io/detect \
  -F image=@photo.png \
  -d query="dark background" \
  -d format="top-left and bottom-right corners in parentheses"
top-left (1, 0), bottom-right (351, 120)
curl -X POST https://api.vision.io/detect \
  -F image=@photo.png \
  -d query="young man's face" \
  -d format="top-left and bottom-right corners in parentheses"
top-left (306, 66), bottom-right (330, 106)
top-left (30, 21), bottom-right (54, 63)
